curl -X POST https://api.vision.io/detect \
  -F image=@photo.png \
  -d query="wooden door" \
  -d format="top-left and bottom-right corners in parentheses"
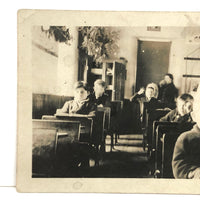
top-left (136, 40), bottom-right (171, 91)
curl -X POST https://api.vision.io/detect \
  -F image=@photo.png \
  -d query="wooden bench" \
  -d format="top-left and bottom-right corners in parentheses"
top-left (145, 109), bottom-right (170, 154)
top-left (152, 122), bottom-right (195, 178)
top-left (97, 107), bottom-right (111, 152)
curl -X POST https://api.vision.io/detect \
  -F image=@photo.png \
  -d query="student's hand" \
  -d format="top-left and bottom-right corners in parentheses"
top-left (159, 80), bottom-right (166, 87)
top-left (98, 104), bottom-right (104, 108)
top-left (138, 87), bottom-right (145, 95)
top-left (188, 168), bottom-right (200, 179)
top-left (163, 107), bottom-right (172, 111)
top-left (56, 109), bottom-right (62, 114)
top-left (193, 168), bottom-right (200, 179)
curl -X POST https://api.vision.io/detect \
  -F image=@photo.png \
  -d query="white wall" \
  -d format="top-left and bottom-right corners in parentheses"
top-left (56, 27), bottom-right (78, 96)
top-left (32, 26), bottom-right (200, 97)
top-left (118, 27), bottom-right (138, 98)
top-left (32, 26), bottom-right (78, 96)
top-left (32, 26), bottom-right (58, 94)
top-left (117, 27), bottom-right (200, 98)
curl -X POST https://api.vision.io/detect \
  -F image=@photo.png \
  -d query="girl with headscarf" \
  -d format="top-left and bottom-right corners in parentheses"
top-left (130, 83), bottom-right (160, 122)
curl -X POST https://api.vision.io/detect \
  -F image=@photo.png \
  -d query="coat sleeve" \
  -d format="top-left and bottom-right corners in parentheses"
top-left (59, 101), bottom-right (70, 113)
top-left (172, 132), bottom-right (198, 178)
top-left (130, 93), bottom-right (142, 102)
top-left (172, 133), bottom-right (189, 178)
top-left (159, 110), bottom-right (173, 122)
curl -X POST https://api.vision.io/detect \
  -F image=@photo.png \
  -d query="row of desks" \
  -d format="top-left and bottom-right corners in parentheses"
top-left (32, 111), bottom-right (107, 177)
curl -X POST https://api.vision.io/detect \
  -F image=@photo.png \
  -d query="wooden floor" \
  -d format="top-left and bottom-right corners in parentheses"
top-left (45, 133), bottom-right (153, 178)
top-left (83, 134), bottom-right (152, 178)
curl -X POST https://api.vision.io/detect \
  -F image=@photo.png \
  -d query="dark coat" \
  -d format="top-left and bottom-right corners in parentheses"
top-left (159, 108), bottom-right (193, 123)
top-left (130, 93), bottom-right (161, 115)
top-left (172, 124), bottom-right (200, 178)
top-left (89, 92), bottom-right (111, 107)
top-left (128, 94), bottom-right (161, 133)
top-left (159, 83), bottom-right (178, 109)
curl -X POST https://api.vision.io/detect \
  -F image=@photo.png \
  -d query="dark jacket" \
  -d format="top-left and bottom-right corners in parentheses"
top-left (159, 108), bottom-right (193, 123)
top-left (89, 92), bottom-right (111, 107)
top-left (159, 83), bottom-right (178, 109)
top-left (172, 124), bottom-right (200, 178)
top-left (130, 93), bottom-right (161, 113)
top-left (130, 93), bottom-right (161, 132)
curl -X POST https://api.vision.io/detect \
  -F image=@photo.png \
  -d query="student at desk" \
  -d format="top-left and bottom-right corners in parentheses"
top-left (159, 93), bottom-right (194, 123)
top-left (56, 81), bottom-right (96, 115)
top-left (130, 82), bottom-right (160, 120)
top-left (89, 79), bottom-right (111, 108)
top-left (172, 87), bottom-right (200, 179)
top-left (55, 81), bottom-right (97, 169)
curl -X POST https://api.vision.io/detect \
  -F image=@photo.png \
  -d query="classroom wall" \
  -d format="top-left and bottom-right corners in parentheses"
top-left (32, 26), bottom-right (79, 96)
top-left (32, 26), bottom-right (200, 98)
top-left (118, 28), bottom-right (138, 98)
top-left (117, 27), bottom-right (200, 98)
top-left (56, 27), bottom-right (79, 96)
top-left (32, 26), bottom-right (59, 94)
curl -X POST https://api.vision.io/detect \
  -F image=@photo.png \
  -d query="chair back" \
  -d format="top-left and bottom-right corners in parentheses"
top-left (97, 107), bottom-right (111, 131)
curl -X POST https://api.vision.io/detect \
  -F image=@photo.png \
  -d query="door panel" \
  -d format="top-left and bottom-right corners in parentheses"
top-left (136, 40), bottom-right (171, 91)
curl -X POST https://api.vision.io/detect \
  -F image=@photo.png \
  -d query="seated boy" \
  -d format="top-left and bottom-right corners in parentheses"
top-left (159, 93), bottom-right (194, 123)
top-left (56, 81), bottom-right (96, 115)
top-left (172, 87), bottom-right (200, 179)
top-left (89, 79), bottom-right (111, 107)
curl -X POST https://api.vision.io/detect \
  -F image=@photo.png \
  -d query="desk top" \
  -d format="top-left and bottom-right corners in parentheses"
top-left (54, 113), bottom-right (95, 118)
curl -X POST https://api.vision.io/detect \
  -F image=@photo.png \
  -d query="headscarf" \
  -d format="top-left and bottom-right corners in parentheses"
top-left (146, 82), bottom-right (159, 99)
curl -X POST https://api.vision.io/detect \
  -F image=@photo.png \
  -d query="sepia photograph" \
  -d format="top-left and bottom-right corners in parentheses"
top-left (17, 10), bottom-right (200, 193)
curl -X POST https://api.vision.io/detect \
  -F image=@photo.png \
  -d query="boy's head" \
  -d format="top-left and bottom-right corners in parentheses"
top-left (176, 93), bottom-right (194, 116)
top-left (145, 83), bottom-right (159, 99)
top-left (73, 81), bottom-right (89, 101)
top-left (93, 79), bottom-right (106, 96)
top-left (164, 73), bottom-right (173, 84)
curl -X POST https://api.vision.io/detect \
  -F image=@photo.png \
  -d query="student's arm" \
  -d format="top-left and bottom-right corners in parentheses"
top-left (130, 93), bottom-right (142, 102)
top-left (172, 133), bottom-right (189, 178)
top-left (56, 101), bottom-right (70, 114)
top-left (130, 88), bottom-right (145, 102)
top-left (159, 111), bottom-right (171, 122)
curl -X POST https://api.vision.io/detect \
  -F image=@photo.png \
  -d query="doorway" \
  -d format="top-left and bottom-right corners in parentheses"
top-left (136, 40), bottom-right (171, 91)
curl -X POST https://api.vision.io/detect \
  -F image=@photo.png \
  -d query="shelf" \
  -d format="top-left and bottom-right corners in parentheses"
top-left (106, 85), bottom-right (113, 90)
top-left (91, 68), bottom-right (103, 75)
top-left (106, 71), bottom-right (113, 76)
top-left (183, 74), bottom-right (200, 78)
top-left (184, 57), bottom-right (200, 61)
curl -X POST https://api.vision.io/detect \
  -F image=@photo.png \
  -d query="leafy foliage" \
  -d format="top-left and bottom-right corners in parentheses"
top-left (79, 27), bottom-right (120, 63)
top-left (41, 26), bottom-right (72, 44)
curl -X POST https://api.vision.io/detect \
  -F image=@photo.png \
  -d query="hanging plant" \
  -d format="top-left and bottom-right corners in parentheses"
top-left (79, 26), bottom-right (120, 63)
top-left (41, 26), bottom-right (72, 45)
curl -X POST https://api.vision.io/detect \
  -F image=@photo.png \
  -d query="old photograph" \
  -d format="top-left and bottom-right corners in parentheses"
top-left (17, 10), bottom-right (200, 193)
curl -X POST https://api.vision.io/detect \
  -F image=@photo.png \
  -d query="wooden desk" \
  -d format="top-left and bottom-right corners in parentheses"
top-left (42, 111), bottom-right (105, 166)
top-left (32, 119), bottom-right (81, 177)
